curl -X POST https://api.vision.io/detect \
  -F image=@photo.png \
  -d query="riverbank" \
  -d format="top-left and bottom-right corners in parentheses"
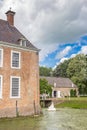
top-left (55, 97), bottom-right (87, 109)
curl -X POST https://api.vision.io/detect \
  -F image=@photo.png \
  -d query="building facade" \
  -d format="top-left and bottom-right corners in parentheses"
top-left (0, 10), bottom-right (40, 117)
top-left (40, 77), bottom-right (78, 98)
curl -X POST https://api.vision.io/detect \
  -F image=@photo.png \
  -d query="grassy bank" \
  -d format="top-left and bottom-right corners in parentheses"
top-left (55, 97), bottom-right (87, 109)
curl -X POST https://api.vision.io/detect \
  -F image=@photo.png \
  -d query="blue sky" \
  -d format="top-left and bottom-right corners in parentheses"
top-left (0, 0), bottom-right (87, 68)
top-left (40, 35), bottom-right (87, 68)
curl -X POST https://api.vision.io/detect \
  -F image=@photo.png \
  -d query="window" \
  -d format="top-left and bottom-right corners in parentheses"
top-left (0, 49), bottom-right (3, 67)
top-left (20, 40), bottom-right (26, 47)
top-left (11, 51), bottom-right (20, 69)
top-left (0, 75), bottom-right (3, 98)
top-left (10, 76), bottom-right (20, 98)
top-left (19, 37), bottom-right (27, 47)
top-left (22, 40), bottom-right (26, 47)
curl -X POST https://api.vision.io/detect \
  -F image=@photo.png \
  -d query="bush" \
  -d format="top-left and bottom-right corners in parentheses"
top-left (70, 89), bottom-right (77, 97)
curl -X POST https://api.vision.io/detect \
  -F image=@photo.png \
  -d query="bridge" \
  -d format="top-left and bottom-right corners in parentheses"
top-left (40, 98), bottom-right (64, 107)
top-left (40, 98), bottom-right (52, 107)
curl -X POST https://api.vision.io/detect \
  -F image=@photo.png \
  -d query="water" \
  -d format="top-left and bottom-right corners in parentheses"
top-left (0, 108), bottom-right (87, 130)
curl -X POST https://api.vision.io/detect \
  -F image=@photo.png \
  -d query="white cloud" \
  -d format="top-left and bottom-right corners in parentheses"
top-left (80, 46), bottom-right (87, 54)
top-left (52, 62), bottom-right (59, 70)
top-left (60, 57), bottom-right (68, 63)
top-left (56, 46), bottom-right (72, 59)
top-left (1, 0), bottom-right (87, 61)
top-left (70, 54), bottom-right (77, 58)
top-left (37, 43), bottom-right (58, 61)
top-left (53, 57), bottom-right (68, 70)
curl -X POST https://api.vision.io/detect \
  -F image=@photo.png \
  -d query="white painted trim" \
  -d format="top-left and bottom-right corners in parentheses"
top-left (57, 91), bottom-right (61, 98)
top-left (20, 40), bottom-right (27, 47)
top-left (11, 50), bottom-right (21, 69)
top-left (0, 41), bottom-right (40, 52)
top-left (10, 76), bottom-right (21, 98)
top-left (0, 75), bottom-right (3, 99)
top-left (0, 48), bottom-right (3, 67)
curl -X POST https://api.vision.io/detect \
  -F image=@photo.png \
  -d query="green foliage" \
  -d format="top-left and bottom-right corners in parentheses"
top-left (40, 78), bottom-right (52, 96)
top-left (53, 60), bottom-right (70, 77)
top-left (67, 54), bottom-right (86, 78)
top-left (40, 67), bottom-right (53, 76)
top-left (67, 54), bottom-right (87, 95)
top-left (70, 89), bottom-right (77, 97)
top-left (53, 54), bottom-right (87, 95)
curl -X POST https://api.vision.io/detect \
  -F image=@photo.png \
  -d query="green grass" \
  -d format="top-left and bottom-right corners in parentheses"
top-left (55, 97), bottom-right (87, 109)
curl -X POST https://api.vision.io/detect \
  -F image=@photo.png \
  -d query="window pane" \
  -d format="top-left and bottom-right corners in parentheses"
top-left (12, 78), bottom-right (19, 97)
top-left (12, 52), bottom-right (20, 68)
top-left (22, 40), bottom-right (26, 47)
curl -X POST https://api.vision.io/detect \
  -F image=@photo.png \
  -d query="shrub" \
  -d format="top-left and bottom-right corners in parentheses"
top-left (70, 89), bottom-right (77, 97)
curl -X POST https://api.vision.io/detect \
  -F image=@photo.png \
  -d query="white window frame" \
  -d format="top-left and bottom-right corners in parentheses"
top-left (20, 40), bottom-right (26, 47)
top-left (0, 48), bottom-right (3, 67)
top-left (11, 50), bottom-right (21, 69)
top-left (0, 75), bottom-right (3, 99)
top-left (22, 40), bottom-right (26, 47)
top-left (10, 76), bottom-right (21, 98)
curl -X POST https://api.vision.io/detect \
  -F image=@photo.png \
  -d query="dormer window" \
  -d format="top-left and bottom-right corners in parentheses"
top-left (22, 40), bottom-right (26, 47)
top-left (18, 37), bottom-right (27, 47)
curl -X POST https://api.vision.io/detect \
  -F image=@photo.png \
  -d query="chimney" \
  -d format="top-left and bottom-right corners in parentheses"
top-left (5, 8), bottom-right (15, 26)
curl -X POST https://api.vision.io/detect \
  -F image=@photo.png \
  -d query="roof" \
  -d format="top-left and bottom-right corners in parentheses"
top-left (0, 19), bottom-right (38, 51)
top-left (40, 76), bottom-right (77, 88)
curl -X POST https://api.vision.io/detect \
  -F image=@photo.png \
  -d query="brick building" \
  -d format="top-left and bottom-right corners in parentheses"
top-left (40, 77), bottom-right (78, 98)
top-left (0, 9), bottom-right (40, 117)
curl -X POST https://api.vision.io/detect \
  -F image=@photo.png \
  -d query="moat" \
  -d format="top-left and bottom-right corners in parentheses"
top-left (0, 108), bottom-right (87, 130)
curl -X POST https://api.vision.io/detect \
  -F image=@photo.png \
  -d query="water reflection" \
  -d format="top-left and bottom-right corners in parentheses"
top-left (0, 108), bottom-right (87, 130)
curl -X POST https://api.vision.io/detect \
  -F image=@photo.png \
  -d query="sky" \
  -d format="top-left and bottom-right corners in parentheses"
top-left (0, 0), bottom-right (87, 68)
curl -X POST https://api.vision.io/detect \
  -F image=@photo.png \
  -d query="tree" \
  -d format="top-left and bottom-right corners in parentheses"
top-left (53, 54), bottom-right (87, 95)
top-left (40, 78), bottom-right (52, 97)
top-left (53, 60), bottom-right (70, 77)
top-left (67, 54), bottom-right (87, 95)
top-left (40, 66), bottom-right (53, 76)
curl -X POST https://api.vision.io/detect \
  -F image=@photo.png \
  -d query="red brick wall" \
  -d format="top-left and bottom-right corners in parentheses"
top-left (0, 45), bottom-right (40, 117)
top-left (6, 13), bottom-right (15, 26)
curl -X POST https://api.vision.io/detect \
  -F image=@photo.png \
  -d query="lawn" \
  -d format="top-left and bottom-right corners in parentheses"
top-left (55, 97), bottom-right (87, 109)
